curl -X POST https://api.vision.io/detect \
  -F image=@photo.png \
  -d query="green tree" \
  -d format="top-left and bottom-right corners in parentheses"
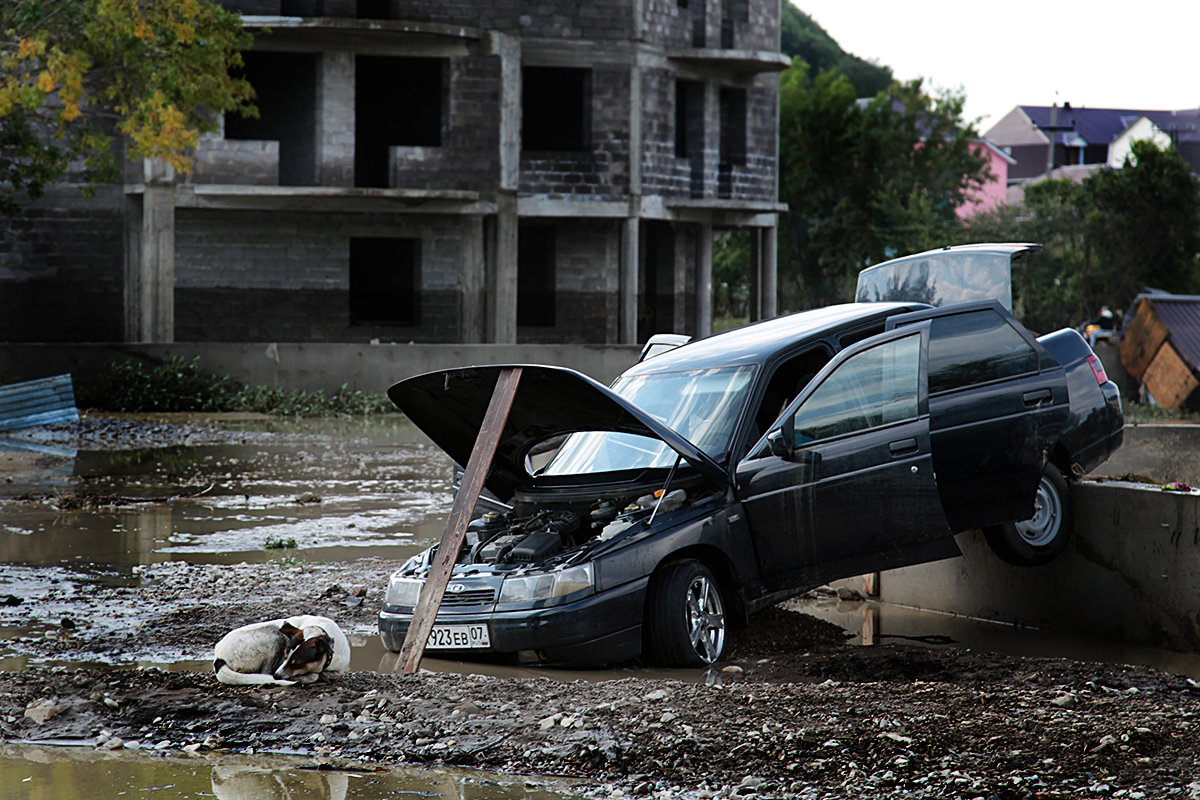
top-left (778, 60), bottom-right (988, 309)
top-left (1079, 140), bottom-right (1200, 308)
top-left (0, 0), bottom-right (254, 213)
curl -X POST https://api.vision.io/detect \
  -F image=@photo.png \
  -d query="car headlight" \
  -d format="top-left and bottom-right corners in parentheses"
top-left (498, 563), bottom-right (594, 605)
top-left (384, 575), bottom-right (424, 609)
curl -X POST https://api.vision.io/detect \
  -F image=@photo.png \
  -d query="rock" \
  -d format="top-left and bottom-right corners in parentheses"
top-left (1051, 692), bottom-right (1077, 708)
top-left (835, 587), bottom-right (865, 601)
top-left (644, 690), bottom-right (668, 702)
top-left (320, 714), bottom-right (338, 725)
top-left (721, 665), bottom-right (744, 675)
top-left (453, 701), bottom-right (482, 716)
top-left (23, 701), bottom-right (69, 724)
top-left (103, 738), bottom-right (124, 750)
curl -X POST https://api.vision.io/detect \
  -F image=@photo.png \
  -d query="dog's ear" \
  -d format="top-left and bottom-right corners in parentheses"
top-left (280, 622), bottom-right (304, 643)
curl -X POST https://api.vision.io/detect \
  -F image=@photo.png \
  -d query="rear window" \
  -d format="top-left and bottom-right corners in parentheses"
top-left (928, 310), bottom-right (1038, 393)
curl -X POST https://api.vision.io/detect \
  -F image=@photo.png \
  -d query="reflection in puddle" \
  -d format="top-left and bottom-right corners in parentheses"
top-left (0, 745), bottom-right (581, 800)
top-left (791, 595), bottom-right (1200, 680)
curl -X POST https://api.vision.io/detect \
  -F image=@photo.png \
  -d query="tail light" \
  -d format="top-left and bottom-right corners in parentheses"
top-left (1086, 354), bottom-right (1108, 386)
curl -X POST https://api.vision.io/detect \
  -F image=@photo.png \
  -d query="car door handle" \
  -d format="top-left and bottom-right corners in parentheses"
top-left (1023, 388), bottom-right (1052, 406)
top-left (889, 437), bottom-right (918, 456)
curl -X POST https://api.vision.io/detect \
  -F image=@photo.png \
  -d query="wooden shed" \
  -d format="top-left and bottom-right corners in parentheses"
top-left (1119, 294), bottom-right (1200, 409)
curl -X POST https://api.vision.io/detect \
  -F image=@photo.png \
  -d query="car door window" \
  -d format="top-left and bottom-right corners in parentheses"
top-left (928, 310), bottom-right (1039, 393)
top-left (791, 333), bottom-right (920, 445)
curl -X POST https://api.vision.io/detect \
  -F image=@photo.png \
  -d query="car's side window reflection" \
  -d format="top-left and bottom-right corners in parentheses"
top-left (791, 334), bottom-right (920, 445)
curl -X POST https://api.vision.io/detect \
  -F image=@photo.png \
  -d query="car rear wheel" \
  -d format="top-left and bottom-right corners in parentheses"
top-left (983, 464), bottom-right (1072, 566)
top-left (643, 561), bottom-right (726, 666)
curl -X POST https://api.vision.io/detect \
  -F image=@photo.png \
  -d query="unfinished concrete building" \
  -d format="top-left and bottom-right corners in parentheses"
top-left (3, 0), bottom-right (787, 347)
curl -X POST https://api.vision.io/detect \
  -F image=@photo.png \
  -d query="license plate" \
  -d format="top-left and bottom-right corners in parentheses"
top-left (427, 624), bottom-right (490, 649)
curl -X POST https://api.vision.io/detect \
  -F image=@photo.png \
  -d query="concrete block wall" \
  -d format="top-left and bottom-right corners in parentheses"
top-left (391, 55), bottom-right (500, 192)
top-left (641, 0), bottom-right (690, 47)
top-left (734, 80), bottom-right (777, 201)
top-left (519, 65), bottom-right (630, 198)
top-left (315, 51), bottom-right (356, 187)
top-left (0, 188), bottom-right (125, 342)
top-left (191, 138), bottom-right (280, 185)
top-left (518, 219), bottom-right (621, 344)
top-left (173, 209), bottom-right (474, 342)
top-left (640, 68), bottom-right (691, 197)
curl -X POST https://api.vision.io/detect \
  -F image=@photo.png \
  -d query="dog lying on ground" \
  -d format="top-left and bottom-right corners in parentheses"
top-left (213, 615), bottom-right (350, 686)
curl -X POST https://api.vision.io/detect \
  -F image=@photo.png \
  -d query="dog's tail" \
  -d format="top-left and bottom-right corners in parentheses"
top-left (214, 661), bottom-right (297, 686)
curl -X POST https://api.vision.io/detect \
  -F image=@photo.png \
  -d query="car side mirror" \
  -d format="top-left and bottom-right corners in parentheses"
top-left (767, 428), bottom-right (791, 458)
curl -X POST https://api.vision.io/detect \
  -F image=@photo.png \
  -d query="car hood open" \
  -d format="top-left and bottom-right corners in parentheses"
top-left (387, 364), bottom-right (731, 502)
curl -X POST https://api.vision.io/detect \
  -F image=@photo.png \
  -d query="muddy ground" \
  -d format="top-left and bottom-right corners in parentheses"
top-left (2, 419), bottom-right (1200, 798)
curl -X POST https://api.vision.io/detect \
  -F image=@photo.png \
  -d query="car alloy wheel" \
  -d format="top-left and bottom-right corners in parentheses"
top-left (685, 572), bottom-right (726, 664)
top-left (644, 560), bottom-right (728, 666)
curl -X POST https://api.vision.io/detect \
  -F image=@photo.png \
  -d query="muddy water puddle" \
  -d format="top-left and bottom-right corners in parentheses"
top-left (0, 417), bottom-right (451, 571)
top-left (0, 744), bottom-right (582, 800)
top-left (792, 595), bottom-right (1200, 681)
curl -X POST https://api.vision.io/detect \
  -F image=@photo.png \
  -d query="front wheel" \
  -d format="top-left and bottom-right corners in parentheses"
top-left (983, 464), bottom-right (1073, 566)
top-left (643, 561), bottom-right (727, 666)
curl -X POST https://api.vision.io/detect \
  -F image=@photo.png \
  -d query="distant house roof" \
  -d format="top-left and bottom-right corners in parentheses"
top-left (1142, 294), bottom-right (1200, 375)
top-left (1020, 105), bottom-right (1200, 147)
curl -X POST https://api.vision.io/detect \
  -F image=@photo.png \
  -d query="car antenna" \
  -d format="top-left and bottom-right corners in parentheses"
top-left (646, 455), bottom-right (682, 529)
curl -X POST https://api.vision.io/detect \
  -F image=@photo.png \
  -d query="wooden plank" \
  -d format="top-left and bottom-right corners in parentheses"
top-left (1142, 342), bottom-right (1199, 409)
top-left (397, 366), bottom-right (523, 675)
top-left (1119, 298), bottom-right (1169, 380)
top-left (0, 375), bottom-right (79, 432)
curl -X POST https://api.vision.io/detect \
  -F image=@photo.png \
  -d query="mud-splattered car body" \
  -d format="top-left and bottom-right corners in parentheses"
top-left (379, 289), bottom-right (1123, 667)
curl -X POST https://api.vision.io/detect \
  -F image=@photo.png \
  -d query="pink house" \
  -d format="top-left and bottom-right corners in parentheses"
top-left (958, 139), bottom-right (1016, 218)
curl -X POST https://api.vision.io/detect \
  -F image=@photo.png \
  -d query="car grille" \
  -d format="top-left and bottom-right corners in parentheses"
top-left (439, 589), bottom-right (496, 607)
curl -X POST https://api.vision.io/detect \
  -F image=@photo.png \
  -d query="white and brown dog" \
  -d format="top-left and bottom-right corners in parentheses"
top-left (213, 615), bottom-right (350, 685)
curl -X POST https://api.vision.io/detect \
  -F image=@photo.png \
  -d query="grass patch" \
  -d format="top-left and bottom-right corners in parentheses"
top-left (78, 357), bottom-right (393, 416)
top-left (264, 537), bottom-right (298, 550)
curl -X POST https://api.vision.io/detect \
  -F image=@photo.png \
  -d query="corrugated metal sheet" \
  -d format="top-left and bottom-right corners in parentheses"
top-left (0, 374), bottom-right (80, 432)
top-left (1150, 297), bottom-right (1200, 373)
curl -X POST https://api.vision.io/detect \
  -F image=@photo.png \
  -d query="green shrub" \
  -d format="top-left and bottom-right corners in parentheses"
top-left (79, 357), bottom-right (392, 416)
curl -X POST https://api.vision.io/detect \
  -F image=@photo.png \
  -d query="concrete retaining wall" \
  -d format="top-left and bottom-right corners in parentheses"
top-left (0, 342), bottom-right (641, 395)
top-left (842, 480), bottom-right (1200, 654)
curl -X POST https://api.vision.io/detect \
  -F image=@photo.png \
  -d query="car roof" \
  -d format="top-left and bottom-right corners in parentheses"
top-left (622, 302), bottom-right (923, 375)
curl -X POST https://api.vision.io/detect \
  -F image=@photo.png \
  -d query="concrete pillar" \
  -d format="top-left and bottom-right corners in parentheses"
top-left (672, 224), bottom-right (689, 333)
top-left (761, 223), bottom-right (778, 319)
top-left (489, 194), bottom-right (519, 344)
top-left (620, 217), bottom-right (640, 344)
top-left (695, 222), bottom-right (713, 338)
top-left (748, 229), bottom-right (762, 321)
top-left (486, 31), bottom-right (520, 344)
top-left (316, 51), bottom-right (355, 186)
top-left (124, 159), bottom-right (175, 343)
top-left (461, 215), bottom-right (486, 343)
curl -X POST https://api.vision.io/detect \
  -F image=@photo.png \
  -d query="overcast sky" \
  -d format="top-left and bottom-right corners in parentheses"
top-left (792, 1), bottom-right (1200, 132)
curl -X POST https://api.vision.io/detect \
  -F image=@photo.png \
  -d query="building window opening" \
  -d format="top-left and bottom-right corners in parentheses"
top-left (355, 56), bottom-right (445, 187)
top-left (225, 51), bottom-right (318, 186)
top-left (522, 68), bottom-right (590, 152)
top-left (718, 87), bottom-right (746, 198)
top-left (349, 237), bottom-right (420, 326)
top-left (355, 0), bottom-right (391, 18)
top-left (676, 80), bottom-right (703, 158)
top-left (280, 0), bottom-right (322, 15)
top-left (518, 225), bottom-right (556, 327)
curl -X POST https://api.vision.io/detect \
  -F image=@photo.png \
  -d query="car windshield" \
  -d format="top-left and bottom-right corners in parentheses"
top-left (541, 365), bottom-right (755, 475)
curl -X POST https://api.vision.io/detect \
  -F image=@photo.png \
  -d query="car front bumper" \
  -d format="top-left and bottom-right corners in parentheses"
top-left (378, 576), bottom-right (649, 667)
